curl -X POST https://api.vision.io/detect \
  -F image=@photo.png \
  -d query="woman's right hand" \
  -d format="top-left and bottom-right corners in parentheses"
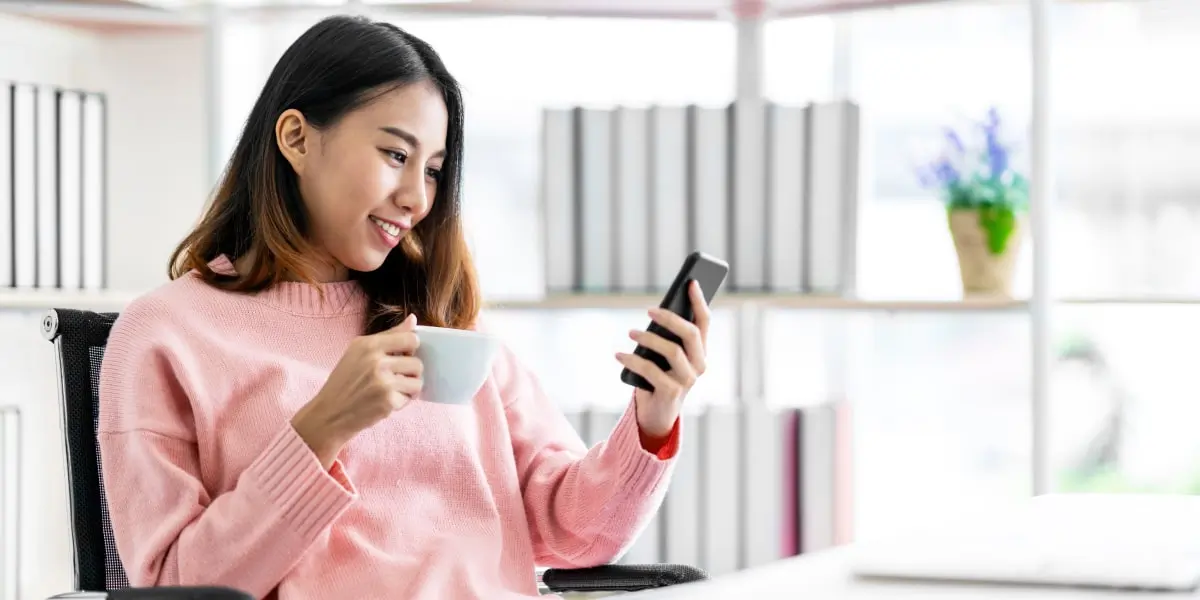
top-left (292, 314), bottom-right (423, 468)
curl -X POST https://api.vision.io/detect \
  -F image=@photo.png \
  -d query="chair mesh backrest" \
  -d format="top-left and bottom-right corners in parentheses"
top-left (48, 309), bottom-right (129, 591)
top-left (90, 344), bottom-right (130, 590)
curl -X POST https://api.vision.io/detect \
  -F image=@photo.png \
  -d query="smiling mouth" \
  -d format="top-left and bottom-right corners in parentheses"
top-left (369, 215), bottom-right (404, 237)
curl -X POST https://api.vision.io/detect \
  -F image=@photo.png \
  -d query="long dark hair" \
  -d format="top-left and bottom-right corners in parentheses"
top-left (169, 14), bottom-right (479, 334)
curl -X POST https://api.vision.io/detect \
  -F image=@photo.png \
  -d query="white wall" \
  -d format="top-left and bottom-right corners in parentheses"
top-left (88, 31), bottom-right (210, 293)
top-left (0, 12), bottom-right (210, 599)
top-left (0, 13), bottom-right (98, 88)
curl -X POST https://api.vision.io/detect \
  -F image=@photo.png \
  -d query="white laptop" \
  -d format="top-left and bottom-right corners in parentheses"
top-left (851, 494), bottom-right (1200, 592)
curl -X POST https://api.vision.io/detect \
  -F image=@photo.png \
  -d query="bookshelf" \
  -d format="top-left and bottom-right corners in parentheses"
top-left (0, 0), bottom-right (1060, 513)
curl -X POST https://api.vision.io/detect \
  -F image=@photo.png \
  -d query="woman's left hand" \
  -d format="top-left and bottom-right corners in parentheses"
top-left (616, 280), bottom-right (712, 438)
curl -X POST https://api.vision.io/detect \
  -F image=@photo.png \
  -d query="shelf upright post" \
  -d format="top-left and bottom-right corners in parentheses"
top-left (1029, 0), bottom-right (1054, 497)
top-left (733, 0), bottom-right (767, 407)
top-left (204, 2), bottom-right (228, 189)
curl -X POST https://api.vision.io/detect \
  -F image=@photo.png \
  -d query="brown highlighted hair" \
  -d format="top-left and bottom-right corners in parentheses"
top-left (169, 14), bottom-right (479, 334)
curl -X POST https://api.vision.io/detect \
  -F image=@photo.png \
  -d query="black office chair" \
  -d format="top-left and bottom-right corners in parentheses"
top-left (42, 308), bottom-right (706, 598)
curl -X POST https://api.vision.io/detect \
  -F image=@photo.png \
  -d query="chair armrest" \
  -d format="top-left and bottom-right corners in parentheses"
top-left (48, 587), bottom-right (254, 600)
top-left (541, 563), bottom-right (708, 593)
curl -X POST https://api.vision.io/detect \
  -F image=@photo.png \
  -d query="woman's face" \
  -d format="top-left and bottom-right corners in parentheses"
top-left (276, 80), bottom-right (448, 281)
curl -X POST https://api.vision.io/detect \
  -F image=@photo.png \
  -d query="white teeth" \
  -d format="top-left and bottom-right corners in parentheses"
top-left (370, 216), bottom-right (401, 237)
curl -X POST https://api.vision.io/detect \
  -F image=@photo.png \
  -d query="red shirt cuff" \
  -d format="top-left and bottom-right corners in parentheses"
top-left (638, 417), bottom-right (681, 460)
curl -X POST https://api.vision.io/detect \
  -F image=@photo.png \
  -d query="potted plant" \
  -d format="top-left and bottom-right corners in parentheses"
top-left (916, 108), bottom-right (1029, 298)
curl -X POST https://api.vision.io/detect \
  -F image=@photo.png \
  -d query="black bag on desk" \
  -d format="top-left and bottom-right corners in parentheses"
top-left (49, 587), bottom-right (254, 600)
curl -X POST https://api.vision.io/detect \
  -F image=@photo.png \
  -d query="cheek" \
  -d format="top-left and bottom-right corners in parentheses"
top-left (423, 179), bottom-right (439, 217)
top-left (321, 153), bottom-right (394, 218)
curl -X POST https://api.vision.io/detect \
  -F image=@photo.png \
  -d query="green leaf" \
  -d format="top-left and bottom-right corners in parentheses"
top-left (948, 205), bottom-right (1018, 255)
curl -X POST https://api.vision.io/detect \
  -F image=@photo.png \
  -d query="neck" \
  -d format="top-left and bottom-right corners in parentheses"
top-left (234, 249), bottom-right (349, 283)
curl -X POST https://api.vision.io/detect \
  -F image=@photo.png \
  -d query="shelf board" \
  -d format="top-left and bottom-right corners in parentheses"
top-left (0, 288), bottom-right (1032, 314)
top-left (1059, 297), bottom-right (1200, 306)
top-left (0, 0), bottom-right (962, 31)
top-left (0, 289), bottom-right (139, 312)
top-left (486, 293), bottom-right (1029, 312)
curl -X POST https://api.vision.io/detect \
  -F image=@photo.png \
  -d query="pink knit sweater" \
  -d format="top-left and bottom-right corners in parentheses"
top-left (97, 257), bottom-right (680, 600)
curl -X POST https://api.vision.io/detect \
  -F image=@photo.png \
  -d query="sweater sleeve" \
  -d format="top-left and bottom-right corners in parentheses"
top-left (96, 299), bottom-right (356, 598)
top-left (494, 345), bottom-right (677, 568)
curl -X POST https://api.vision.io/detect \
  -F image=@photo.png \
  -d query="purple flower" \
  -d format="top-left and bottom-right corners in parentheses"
top-left (934, 159), bottom-right (960, 185)
top-left (982, 106), bottom-right (1009, 179)
top-left (914, 107), bottom-right (1023, 200)
top-left (918, 156), bottom-right (961, 189)
top-left (944, 128), bottom-right (966, 155)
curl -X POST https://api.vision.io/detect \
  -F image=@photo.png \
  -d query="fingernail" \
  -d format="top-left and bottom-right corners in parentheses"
top-left (628, 329), bottom-right (639, 339)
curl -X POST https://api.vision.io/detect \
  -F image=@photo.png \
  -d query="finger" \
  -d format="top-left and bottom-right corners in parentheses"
top-left (392, 373), bottom-right (424, 397)
top-left (385, 355), bottom-right (423, 378)
top-left (391, 313), bottom-right (417, 331)
top-left (628, 329), bottom-right (694, 383)
top-left (616, 351), bottom-right (679, 396)
top-left (389, 391), bottom-right (414, 411)
top-left (688, 280), bottom-right (712, 348)
top-left (374, 327), bottom-right (420, 355)
top-left (377, 313), bottom-right (417, 334)
top-left (648, 307), bottom-right (704, 372)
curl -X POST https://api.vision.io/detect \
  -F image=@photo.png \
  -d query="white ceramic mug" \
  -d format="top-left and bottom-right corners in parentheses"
top-left (413, 325), bottom-right (500, 405)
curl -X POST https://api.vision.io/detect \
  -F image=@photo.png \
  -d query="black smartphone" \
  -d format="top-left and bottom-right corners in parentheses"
top-left (620, 251), bottom-right (730, 392)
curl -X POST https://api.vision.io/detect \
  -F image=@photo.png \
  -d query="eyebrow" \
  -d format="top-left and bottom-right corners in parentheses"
top-left (380, 126), bottom-right (446, 158)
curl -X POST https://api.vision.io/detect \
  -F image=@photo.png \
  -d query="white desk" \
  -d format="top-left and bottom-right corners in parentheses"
top-left (627, 548), bottom-right (1200, 599)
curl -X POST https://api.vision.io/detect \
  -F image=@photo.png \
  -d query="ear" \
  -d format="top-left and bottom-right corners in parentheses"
top-left (275, 109), bottom-right (311, 175)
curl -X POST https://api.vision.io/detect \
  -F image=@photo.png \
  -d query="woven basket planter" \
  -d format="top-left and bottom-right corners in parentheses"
top-left (948, 208), bottom-right (1025, 298)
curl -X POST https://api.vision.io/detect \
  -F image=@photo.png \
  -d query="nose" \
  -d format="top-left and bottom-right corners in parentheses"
top-left (391, 166), bottom-right (430, 216)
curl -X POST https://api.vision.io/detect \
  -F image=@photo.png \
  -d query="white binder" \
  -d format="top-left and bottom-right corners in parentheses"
top-left (662, 412), bottom-right (701, 566)
top-left (799, 404), bottom-right (837, 553)
top-left (0, 84), bottom-right (12, 288)
top-left (614, 106), bottom-right (651, 292)
top-left (577, 107), bottom-right (614, 293)
top-left (649, 106), bottom-right (688, 291)
top-left (541, 108), bottom-right (577, 293)
top-left (687, 105), bottom-right (729, 263)
top-left (11, 84), bottom-right (35, 289)
top-left (766, 102), bottom-right (809, 293)
top-left (741, 405), bottom-right (794, 567)
top-left (731, 99), bottom-right (766, 291)
top-left (0, 407), bottom-right (20, 600)
top-left (805, 100), bottom-right (860, 296)
top-left (36, 87), bottom-right (58, 288)
top-left (57, 91), bottom-right (83, 290)
top-left (82, 94), bottom-right (105, 290)
top-left (700, 405), bottom-right (742, 575)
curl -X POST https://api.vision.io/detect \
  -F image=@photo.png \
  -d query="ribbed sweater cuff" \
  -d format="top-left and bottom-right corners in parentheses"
top-left (606, 401), bottom-right (675, 499)
top-left (244, 423), bottom-right (357, 541)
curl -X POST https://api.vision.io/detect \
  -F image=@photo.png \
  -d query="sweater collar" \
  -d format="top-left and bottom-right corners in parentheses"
top-left (208, 254), bottom-right (368, 318)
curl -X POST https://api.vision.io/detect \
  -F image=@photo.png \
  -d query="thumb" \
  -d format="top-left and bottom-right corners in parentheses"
top-left (380, 313), bottom-right (416, 336)
top-left (396, 313), bottom-right (417, 331)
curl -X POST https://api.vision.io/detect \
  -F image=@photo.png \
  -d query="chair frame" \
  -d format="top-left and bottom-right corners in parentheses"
top-left (43, 308), bottom-right (121, 592)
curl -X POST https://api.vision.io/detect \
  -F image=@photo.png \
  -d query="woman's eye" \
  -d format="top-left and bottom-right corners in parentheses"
top-left (385, 150), bottom-right (406, 164)
top-left (426, 168), bottom-right (442, 182)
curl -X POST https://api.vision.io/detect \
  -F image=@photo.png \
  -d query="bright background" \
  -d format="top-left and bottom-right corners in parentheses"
top-left (4, 0), bottom-right (1200, 596)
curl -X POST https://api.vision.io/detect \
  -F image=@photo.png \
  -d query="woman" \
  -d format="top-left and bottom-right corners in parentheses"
top-left (97, 13), bottom-right (712, 600)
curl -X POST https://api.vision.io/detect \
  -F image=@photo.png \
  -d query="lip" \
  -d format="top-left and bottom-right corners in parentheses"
top-left (369, 216), bottom-right (409, 249)
top-left (370, 215), bottom-right (411, 231)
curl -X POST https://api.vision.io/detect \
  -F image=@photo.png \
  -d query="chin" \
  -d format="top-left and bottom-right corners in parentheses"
top-left (338, 250), bottom-right (390, 274)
